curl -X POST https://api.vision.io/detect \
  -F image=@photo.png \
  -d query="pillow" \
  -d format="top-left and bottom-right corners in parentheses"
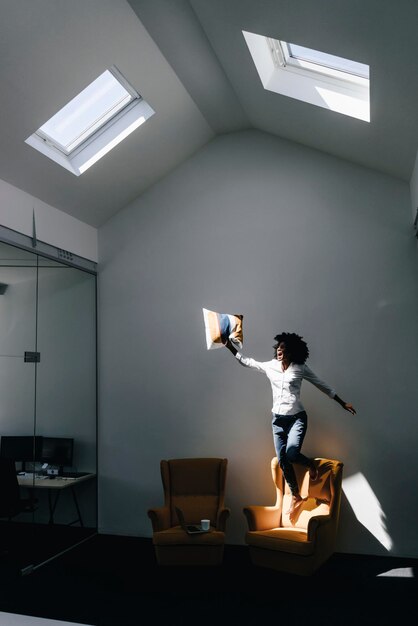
top-left (202, 308), bottom-right (243, 350)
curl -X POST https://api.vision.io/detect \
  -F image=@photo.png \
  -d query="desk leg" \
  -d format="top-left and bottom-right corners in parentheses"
top-left (70, 485), bottom-right (84, 527)
top-left (48, 489), bottom-right (60, 525)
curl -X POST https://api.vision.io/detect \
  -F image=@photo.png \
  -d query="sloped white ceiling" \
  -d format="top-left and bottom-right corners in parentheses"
top-left (0, 0), bottom-right (417, 227)
top-left (134, 0), bottom-right (418, 180)
top-left (0, 0), bottom-right (215, 226)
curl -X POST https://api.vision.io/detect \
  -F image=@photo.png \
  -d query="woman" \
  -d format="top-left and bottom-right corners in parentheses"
top-left (224, 332), bottom-right (356, 519)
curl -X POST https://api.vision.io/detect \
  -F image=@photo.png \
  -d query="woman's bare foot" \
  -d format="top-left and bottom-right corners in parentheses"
top-left (286, 494), bottom-right (304, 517)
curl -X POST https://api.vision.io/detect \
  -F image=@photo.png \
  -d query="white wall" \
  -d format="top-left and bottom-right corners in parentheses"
top-left (0, 178), bottom-right (98, 262)
top-left (98, 130), bottom-right (418, 557)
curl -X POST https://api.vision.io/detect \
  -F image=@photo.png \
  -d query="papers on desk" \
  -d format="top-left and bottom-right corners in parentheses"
top-left (18, 472), bottom-right (49, 480)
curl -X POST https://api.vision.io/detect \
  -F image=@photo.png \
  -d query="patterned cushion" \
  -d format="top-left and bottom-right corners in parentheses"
top-left (202, 308), bottom-right (243, 350)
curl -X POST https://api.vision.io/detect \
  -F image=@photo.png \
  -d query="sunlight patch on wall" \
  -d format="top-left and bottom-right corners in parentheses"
top-left (343, 472), bottom-right (393, 551)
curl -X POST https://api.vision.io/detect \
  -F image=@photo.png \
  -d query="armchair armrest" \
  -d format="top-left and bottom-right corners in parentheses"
top-left (216, 507), bottom-right (231, 531)
top-left (147, 506), bottom-right (171, 531)
top-left (307, 513), bottom-right (332, 541)
top-left (243, 505), bottom-right (281, 531)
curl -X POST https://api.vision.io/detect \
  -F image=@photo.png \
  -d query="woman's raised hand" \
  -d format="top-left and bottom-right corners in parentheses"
top-left (344, 403), bottom-right (356, 415)
top-left (223, 338), bottom-right (238, 355)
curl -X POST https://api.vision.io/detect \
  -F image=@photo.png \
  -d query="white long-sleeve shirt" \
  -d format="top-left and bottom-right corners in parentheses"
top-left (235, 352), bottom-right (336, 415)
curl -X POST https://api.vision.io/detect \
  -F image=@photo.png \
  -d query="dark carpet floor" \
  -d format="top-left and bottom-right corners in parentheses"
top-left (1, 533), bottom-right (417, 626)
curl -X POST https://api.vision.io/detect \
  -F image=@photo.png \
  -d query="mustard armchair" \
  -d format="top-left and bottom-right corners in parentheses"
top-left (148, 458), bottom-right (230, 566)
top-left (243, 457), bottom-right (343, 576)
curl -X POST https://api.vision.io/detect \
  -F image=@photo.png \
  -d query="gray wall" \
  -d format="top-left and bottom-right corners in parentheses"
top-left (98, 130), bottom-right (418, 557)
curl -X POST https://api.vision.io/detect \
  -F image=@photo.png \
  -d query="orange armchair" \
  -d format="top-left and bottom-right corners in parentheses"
top-left (243, 457), bottom-right (343, 576)
top-left (148, 458), bottom-right (230, 566)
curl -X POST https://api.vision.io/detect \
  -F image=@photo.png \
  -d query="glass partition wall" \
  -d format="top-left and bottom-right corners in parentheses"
top-left (0, 239), bottom-right (97, 574)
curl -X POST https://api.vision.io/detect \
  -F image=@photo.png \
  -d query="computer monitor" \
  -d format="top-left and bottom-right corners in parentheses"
top-left (41, 437), bottom-right (74, 470)
top-left (0, 435), bottom-right (43, 470)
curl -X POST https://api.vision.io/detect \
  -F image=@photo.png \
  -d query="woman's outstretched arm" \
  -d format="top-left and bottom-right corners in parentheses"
top-left (303, 364), bottom-right (356, 415)
top-left (223, 339), bottom-right (268, 373)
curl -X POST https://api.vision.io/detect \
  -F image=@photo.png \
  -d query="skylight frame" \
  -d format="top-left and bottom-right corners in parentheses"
top-left (25, 66), bottom-right (155, 175)
top-left (281, 41), bottom-right (369, 81)
top-left (243, 31), bottom-right (370, 122)
top-left (36, 66), bottom-right (142, 156)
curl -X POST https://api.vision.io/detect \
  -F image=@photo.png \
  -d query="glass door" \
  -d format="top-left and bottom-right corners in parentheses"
top-left (0, 241), bottom-right (38, 571)
top-left (33, 257), bottom-right (97, 560)
top-left (0, 238), bottom-right (97, 573)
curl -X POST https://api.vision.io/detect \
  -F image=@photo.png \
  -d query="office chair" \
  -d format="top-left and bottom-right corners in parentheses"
top-left (243, 457), bottom-right (344, 575)
top-left (148, 457), bottom-right (230, 565)
top-left (0, 458), bottom-right (37, 520)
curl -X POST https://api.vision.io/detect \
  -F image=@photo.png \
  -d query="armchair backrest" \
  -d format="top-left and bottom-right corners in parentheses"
top-left (271, 457), bottom-right (343, 530)
top-left (160, 458), bottom-right (227, 526)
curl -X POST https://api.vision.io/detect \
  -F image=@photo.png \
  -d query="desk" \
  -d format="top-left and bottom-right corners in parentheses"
top-left (17, 473), bottom-right (96, 526)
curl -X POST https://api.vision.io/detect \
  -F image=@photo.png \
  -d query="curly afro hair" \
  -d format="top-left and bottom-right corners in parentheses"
top-left (273, 332), bottom-right (309, 364)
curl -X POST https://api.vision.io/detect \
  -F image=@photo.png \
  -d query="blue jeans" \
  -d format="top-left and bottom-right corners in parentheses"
top-left (272, 411), bottom-right (313, 496)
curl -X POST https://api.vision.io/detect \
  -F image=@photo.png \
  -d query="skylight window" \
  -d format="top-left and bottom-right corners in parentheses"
top-left (280, 42), bottom-right (369, 79)
top-left (37, 70), bottom-right (135, 155)
top-left (25, 66), bottom-right (155, 175)
top-left (243, 32), bottom-right (370, 122)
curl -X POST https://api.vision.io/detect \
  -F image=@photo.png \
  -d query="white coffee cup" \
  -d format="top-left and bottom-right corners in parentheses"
top-left (201, 519), bottom-right (210, 531)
